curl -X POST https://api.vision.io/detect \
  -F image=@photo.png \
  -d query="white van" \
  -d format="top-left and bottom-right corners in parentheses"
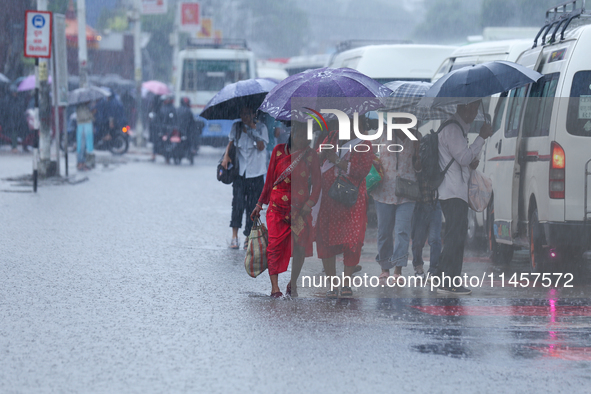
top-left (328, 44), bottom-right (457, 84)
top-left (175, 40), bottom-right (257, 112)
top-left (432, 39), bottom-right (534, 82)
top-left (430, 39), bottom-right (534, 244)
top-left (482, 0), bottom-right (591, 271)
top-left (256, 60), bottom-right (289, 81)
top-left (284, 54), bottom-right (330, 76)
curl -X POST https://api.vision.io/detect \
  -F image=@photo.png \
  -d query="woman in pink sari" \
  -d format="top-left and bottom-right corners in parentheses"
top-left (315, 117), bottom-right (374, 298)
top-left (251, 123), bottom-right (321, 297)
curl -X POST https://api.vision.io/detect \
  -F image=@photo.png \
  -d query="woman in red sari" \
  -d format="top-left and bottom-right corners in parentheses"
top-left (251, 123), bottom-right (321, 298)
top-left (315, 117), bottom-right (374, 298)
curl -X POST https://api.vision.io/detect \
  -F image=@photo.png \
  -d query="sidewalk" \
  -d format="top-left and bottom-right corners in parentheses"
top-left (0, 144), bottom-right (147, 192)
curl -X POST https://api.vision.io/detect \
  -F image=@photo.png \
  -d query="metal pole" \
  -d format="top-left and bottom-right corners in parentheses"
top-left (134, 0), bottom-right (144, 147)
top-left (77, 0), bottom-right (88, 88)
top-left (171, 1), bottom-right (179, 96)
top-left (33, 58), bottom-right (39, 192)
top-left (37, 0), bottom-right (52, 177)
top-left (52, 25), bottom-right (60, 177)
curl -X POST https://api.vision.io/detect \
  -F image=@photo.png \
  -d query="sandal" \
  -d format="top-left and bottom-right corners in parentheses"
top-left (326, 290), bottom-right (338, 299)
top-left (340, 286), bottom-right (353, 298)
top-left (286, 282), bottom-right (298, 297)
top-left (271, 291), bottom-right (283, 298)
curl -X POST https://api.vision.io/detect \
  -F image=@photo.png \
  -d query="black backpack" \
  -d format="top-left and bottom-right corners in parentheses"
top-left (217, 122), bottom-right (242, 184)
top-left (417, 119), bottom-right (464, 192)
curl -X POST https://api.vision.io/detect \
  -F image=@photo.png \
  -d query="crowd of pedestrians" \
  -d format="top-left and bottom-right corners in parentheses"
top-left (223, 100), bottom-right (493, 298)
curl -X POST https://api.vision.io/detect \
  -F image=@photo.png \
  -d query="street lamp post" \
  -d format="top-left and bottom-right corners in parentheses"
top-left (132, 0), bottom-right (144, 147)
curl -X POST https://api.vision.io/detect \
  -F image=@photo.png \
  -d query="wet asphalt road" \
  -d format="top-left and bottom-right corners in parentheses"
top-left (1, 148), bottom-right (591, 393)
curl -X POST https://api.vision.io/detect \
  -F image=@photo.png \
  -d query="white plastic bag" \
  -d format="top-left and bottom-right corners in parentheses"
top-left (468, 170), bottom-right (493, 212)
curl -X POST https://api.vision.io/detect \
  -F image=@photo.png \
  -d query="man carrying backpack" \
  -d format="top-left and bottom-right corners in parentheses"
top-left (433, 100), bottom-right (493, 295)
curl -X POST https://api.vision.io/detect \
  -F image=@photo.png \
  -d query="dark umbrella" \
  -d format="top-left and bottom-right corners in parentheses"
top-left (68, 86), bottom-right (110, 105)
top-left (258, 67), bottom-right (392, 121)
top-left (419, 61), bottom-right (543, 107)
top-left (200, 78), bottom-right (278, 120)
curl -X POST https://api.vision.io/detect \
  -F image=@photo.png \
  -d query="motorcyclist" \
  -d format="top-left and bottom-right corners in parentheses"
top-left (177, 97), bottom-right (200, 155)
top-left (157, 95), bottom-right (177, 163)
top-left (95, 90), bottom-right (126, 145)
top-left (148, 94), bottom-right (162, 161)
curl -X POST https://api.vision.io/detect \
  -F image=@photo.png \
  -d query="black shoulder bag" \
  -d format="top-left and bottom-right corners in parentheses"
top-left (327, 148), bottom-right (361, 208)
top-left (217, 122), bottom-right (242, 184)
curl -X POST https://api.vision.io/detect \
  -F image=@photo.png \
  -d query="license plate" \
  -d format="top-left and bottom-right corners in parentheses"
top-left (209, 123), bottom-right (222, 132)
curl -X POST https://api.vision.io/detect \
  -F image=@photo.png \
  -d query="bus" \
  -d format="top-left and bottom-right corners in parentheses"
top-left (175, 39), bottom-right (257, 146)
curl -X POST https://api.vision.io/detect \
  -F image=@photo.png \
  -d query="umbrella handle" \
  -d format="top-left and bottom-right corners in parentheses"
top-left (481, 100), bottom-right (491, 126)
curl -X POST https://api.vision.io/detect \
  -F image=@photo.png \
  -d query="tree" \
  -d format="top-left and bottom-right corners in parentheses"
top-left (142, 8), bottom-right (175, 81)
top-left (245, 0), bottom-right (309, 57)
top-left (0, 0), bottom-right (35, 79)
top-left (212, 0), bottom-right (309, 58)
top-left (481, 0), bottom-right (560, 28)
top-left (414, 0), bottom-right (483, 43)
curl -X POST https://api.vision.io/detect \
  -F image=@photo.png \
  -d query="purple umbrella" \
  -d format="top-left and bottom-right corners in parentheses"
top-left (18, 75), bottom-right (52, 91)
top-left (258, 67), bottom-right (392, 121)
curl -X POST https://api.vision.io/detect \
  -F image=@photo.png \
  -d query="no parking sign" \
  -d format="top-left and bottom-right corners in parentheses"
top-left (24, 10), bottom-right (52, 58)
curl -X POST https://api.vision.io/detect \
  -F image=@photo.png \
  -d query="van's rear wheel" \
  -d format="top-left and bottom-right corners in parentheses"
top-left (529, 208), bottom-right (548, 273)
top-left (488, 198), bottom-right (514, 265)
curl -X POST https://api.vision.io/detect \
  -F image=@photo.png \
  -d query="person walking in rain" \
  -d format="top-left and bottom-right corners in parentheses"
top-left (221, 106), bottom-right (269, 250)
top-left (250, 122), bottom-right (321, 298)
top-left (434, 100), bottom-right (493, 295)
top-left (76, 101), bottom-right (95, 171)
top-left (315, 115), bottom-right (373, 298)
top-left (371, 120), bottom-right (421, 283)
top-left (177, 97), bottom-right (200, 154)
top-left (411, 163), bottom-right (443, 279)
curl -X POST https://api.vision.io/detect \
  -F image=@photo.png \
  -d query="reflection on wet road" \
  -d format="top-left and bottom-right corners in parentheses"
top-left (1, 149), bottom-right (590, 392)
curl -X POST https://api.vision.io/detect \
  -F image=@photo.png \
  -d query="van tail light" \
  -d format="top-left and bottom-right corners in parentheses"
top-left (549, 142), bottom-right (565, 199)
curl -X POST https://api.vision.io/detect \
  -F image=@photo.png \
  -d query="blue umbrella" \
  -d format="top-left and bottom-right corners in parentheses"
top-left (419, 61), bottom-right (543, 107)
top-left (382, 81), bottom-right (456, 121)
top-left (200, 78), bottom-right (278, 120)
top-left (258, 67), bottom-right (392, 121)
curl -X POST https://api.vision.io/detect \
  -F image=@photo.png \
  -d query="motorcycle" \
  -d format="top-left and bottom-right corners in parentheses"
top-left (62, 112), bottom-right (130, 155)
top-left (161, 125), bottom-right (194, 165)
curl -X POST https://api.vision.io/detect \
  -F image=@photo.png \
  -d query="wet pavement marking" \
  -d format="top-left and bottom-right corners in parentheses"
top-left (411, 305), bottom-right (591, 317)
top-left (528, 346), bottom-right (591, 361)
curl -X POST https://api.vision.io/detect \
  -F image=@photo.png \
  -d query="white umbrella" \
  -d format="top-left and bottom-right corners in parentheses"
top-left (68, 86), bottom-right (110, 105)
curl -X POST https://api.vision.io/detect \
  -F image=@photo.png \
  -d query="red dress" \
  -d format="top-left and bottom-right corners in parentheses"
top-left (258, 144), bottom-right (321, 276)
top-left (315, 131), bottom-right (374, 266)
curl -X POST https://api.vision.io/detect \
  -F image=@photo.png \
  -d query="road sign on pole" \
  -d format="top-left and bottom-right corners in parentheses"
top-left (179, 3), bottom-right (200, 32)
top-left (24, 10), bottom-right (52, 58)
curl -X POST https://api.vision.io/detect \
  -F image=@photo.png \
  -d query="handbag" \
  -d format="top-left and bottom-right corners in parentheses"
top-left (393, 134), bottom-right (420, 200)
top-left (244, 217), bottom-right (268, 278)
top-left (395, 176), bottom-right (421, 201)
top-left (328, 175), bottom-right (360, 207)
top-left (468, 169), bottom-right (493, 212)
top-left (216, 122), bottom-right (242, 184)
top-left (366, 156), bottom-right (383, 193)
